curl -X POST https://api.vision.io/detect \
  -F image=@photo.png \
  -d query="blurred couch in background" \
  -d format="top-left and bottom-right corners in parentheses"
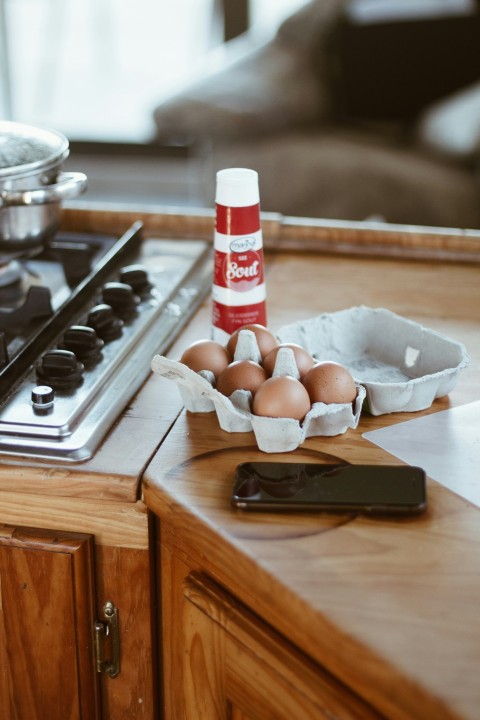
top-left (153, 0), bottom-right (480, 229)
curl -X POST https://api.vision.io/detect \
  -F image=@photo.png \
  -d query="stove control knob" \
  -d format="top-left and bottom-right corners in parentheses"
top-left (36, 350), bottom-right (84, 390)
top-left (102, 282), bottom-right (141, 319)
top-left (31, 385), bottom-right (54, 411)
top-left (87, 303), bottom-right (123, 341)
top-left (120, 265), bottom-right (153, 295)
top-left (61, 325), bottom-right (104, 363)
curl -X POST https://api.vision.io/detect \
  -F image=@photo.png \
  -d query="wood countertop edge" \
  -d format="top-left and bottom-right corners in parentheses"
top-left (0, 461), bottom-right (140, 502)
top-left (62, 204), bottom-right (480, 262)
top-left (142, 471), bottom-right (461, 720)
top-left (0, 492), bottom-right (149, 548)
top-left (0, 371), bottom-right (184, 502)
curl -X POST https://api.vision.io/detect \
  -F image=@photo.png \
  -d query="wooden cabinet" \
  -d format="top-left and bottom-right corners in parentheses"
top-left (182, 572), bottom-right (382, 720)
top-left (0, 517), bottom-right (157, 720)
top-left (0, 525), bottom-right (100, 720)
top-left (0, 363), bottom-right (185, 720)
top-left (157, 532), bottom-right (381, 720)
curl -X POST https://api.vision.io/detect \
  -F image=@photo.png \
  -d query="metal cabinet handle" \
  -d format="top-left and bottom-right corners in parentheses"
top-left (94, 600), bottom-right (120, 678)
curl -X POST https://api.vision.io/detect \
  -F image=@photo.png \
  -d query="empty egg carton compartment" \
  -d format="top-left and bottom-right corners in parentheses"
top-left (276, 306), bottom-right (469, 415)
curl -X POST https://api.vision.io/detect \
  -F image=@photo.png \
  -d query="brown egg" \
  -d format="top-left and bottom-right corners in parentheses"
top-left (216, 360), bottom-right (267, 397)
top-left (253, 376), bottom-right (311, 421)
top-left (180, 340), bottom-right (231, 379)
top-left (226, 324), bottom-right (277, 359)
top-left (263, 343), bottom-right (315, 379)
top-left (303, 361), bottom-right (357, 404)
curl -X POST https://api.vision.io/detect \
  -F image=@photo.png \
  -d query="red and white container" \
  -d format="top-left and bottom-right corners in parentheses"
top-left (212, 168), bottom-right (267, 343)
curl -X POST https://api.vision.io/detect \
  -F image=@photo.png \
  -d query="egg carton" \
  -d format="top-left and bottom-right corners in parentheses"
top-left (276, 306), bottom-right (470, 415)
top-left (151, 332), bottom-right (365, 453)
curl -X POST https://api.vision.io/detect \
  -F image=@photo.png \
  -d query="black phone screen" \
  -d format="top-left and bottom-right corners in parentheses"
top-left (232, 462), bottom-right (427, 514)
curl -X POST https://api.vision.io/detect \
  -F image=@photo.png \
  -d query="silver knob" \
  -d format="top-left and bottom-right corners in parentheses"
top-left (31, 385), bottom-right (54, 410)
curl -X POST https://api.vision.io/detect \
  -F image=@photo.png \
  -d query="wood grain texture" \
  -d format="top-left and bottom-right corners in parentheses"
top-left (61, 204), bottom-right (480, 261)
top-left (0, 526), bottom-right (99, 720)
top-left (146, 413), bottom-right (480, 720)
top-left (157, 531), bottom-right (380, 720)
top-left (0, 527), bottom-right (156, 720)
top-left (0, 493), bottom-right (148, 548)
top-left (95, 541), bottom-right (158, 720)
top-left (230, 709), bottom-right (252, 720)
top-left (158, 537), bottom-right (195, 720)
top-left (144, 244), bottom-right (480, 720)
top-left (277, 215), bottom-right (480, 262)
top-left (184, 572), bottom-right (382, 719)
top-left (183, 575), bottom-right (226, 720)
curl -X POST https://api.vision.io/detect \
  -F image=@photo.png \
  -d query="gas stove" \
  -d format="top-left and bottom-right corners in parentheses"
top-left (0, 222), bottom-right (212, 461)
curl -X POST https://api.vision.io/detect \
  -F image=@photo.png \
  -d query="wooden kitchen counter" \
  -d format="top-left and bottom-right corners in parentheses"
top-left (143, 229), bottom-right (480, 720)
top-left (1, 204), bottom-right (479, 720)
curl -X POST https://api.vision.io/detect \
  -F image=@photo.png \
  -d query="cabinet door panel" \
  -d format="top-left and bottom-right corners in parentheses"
top-left (183, 579), bottom-right (226, 720)
top-left (0, 525), bottom-right (100, 720)
top-left (183, 572), bottom-right (381, 720)
top-left (94, 544), bottom-right (157, 719)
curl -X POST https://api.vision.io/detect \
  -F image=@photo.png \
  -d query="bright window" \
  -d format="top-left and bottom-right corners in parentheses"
top-left (2, 0), bottom-right (308, 142)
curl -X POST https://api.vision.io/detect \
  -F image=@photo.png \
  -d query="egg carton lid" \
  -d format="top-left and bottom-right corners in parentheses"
top-left (275, 306), bottom-right (470, 415)
top-left (151, 353), bottom-right (365, 453)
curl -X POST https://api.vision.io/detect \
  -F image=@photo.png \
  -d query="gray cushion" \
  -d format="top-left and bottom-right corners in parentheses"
top-left (416, 82), bottom-right (480, 161)
top-left (153, 0), bottom-right (346, 143)
top-left (206, 129), bottom-right (480, 227)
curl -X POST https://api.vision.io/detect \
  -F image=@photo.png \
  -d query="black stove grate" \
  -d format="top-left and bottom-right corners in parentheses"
top-left (0, 221), bottom-right (143, 397)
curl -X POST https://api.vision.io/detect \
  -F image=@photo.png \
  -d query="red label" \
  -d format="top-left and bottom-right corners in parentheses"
top-left (214, 249), bottom-right (264, 292)
top-left (213, 300), bottom-right (267, 335)
top-left (216, 203), bottom-right (260, 235)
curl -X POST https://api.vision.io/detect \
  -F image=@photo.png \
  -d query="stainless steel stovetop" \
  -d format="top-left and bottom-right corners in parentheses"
top-left (0, 221), bottom-right (212, 461)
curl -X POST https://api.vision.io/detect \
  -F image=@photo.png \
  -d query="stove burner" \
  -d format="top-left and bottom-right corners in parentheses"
top-left (48, 240), bottom-right (95, 286)
top-left (0, 260), bottom-right (25, 288)
top-left (0, 228), bottom-right (123, 371)
top-left (0, 222), bottom-right (213, 461)
top-left (0, 286), bottom-right (53, 332)
top-left (0, 255), bottom-right (55, 331)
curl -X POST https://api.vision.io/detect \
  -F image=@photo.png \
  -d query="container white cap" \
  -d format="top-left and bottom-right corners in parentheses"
top-left (215, 168), bottom-right (259, 207)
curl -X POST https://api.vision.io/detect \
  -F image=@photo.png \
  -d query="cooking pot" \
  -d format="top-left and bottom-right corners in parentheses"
top-left (0, 121), bottom-right (88, 260)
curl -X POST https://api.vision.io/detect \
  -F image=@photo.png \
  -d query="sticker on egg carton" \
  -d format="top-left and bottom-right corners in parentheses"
top-left (151, 330), bottom-right (365, 453)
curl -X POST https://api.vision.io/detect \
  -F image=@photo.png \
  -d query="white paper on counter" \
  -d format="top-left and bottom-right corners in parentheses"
top-left (363, 400), bottom-right (480, 508)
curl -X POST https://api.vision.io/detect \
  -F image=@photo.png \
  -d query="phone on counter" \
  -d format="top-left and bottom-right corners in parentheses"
top-left (231, 462), bottom-right (427, 515)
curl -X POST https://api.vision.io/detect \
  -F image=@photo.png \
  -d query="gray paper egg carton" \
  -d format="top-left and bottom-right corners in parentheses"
top-left (151, 329), bottom-right (364, 453)
top-left (276, 306), bottom-right (469, 415)
top-left (151, 306), bottom-right (468, 451)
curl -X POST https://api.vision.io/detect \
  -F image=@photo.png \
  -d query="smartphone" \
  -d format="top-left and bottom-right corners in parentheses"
top-left (231, 462), bottom-right (427, 515)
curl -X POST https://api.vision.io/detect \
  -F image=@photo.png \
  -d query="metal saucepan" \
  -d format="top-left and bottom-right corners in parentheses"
top-left (0, 121), bottom-right (88, 261)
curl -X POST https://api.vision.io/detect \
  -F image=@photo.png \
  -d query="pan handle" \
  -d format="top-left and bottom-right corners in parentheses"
top-left (0, 172), bottom-right (88, 207)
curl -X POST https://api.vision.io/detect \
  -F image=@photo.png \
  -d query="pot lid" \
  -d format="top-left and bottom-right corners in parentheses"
top-left (0, 121), bottom-right (69, 178)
